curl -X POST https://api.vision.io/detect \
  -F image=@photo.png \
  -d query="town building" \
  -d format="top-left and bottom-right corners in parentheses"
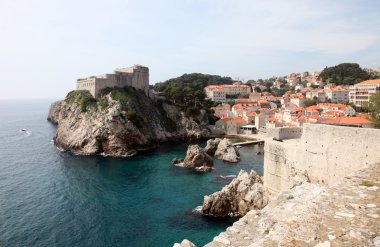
top-left (205, 82), bottom-right (251, 102)
top-left (205, 86), bottom-right (227, 102)
top-left (305, 90), bottom-right (327, 102)
top-left (349, 79), bottom-right (380, 107)
top-left (324, 87), bottom-right (349, 103)
top-left (76, 65), bottom-right (149, 98)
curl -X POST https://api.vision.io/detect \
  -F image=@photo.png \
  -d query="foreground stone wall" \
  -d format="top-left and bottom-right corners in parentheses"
top-left (264, 124), bottom-right (380, 194)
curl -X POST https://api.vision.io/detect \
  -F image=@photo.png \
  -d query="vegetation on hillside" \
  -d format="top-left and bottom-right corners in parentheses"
top-left (65, 90), bottom-right (97, 112)
top-left (368, 92), bottom-right (380, 128)
top-left (154, 73), bottom-right (232, 118)
top-left (64, 87), bottom-right (177, 131)
top-left (319, 63), bottom-right (369, 85)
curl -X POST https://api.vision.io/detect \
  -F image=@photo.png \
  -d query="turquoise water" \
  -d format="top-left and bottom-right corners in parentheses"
top-left (0, 100), bottom-right (263, 247)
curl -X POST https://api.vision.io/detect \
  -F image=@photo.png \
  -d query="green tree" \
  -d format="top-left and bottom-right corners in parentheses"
top-left (153, 73), bottom-right (232, 121)
top-left (319, 63), bottom-right (369, 85)
top-left (368, 92), bottom-right (380, 128)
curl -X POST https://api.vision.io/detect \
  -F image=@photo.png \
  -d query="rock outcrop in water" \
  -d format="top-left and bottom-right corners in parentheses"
top-left (204, 138), bottom-right (221, 155)
top-left (47, 88), bottom-right (212, 157)
top-left (214, 138), bottom-right (240, 163)
top-left (172, 145), bottom-right (213, 172)
top-left (173, 239), bottom-right (196, 247)
top-left (202, 170), bottom-right (268, 217)
top-left (183, 145), bottom-right (213, 168)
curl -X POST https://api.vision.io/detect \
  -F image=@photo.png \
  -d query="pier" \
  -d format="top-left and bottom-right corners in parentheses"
top-left (232, 139), bottom-right (264, 146)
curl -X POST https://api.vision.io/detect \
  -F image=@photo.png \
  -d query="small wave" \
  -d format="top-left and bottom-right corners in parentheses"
top-left (173, 162), bottom-right (185, 167)
top-left (220, 175), bottom-right (236, 179)
top-left (191, 206), bottom-right (203, 215)
top-left (19, 130), bottom-right (32, 136)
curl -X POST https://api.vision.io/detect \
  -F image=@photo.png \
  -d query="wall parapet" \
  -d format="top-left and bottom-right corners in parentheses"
top-left (264, 124), bottom-right (380, 194)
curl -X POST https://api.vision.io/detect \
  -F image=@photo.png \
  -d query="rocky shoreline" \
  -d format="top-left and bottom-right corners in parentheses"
top-left (47, 89), bottom-right (213, 157)
top-left (174, 164), bottom-right (380, 247)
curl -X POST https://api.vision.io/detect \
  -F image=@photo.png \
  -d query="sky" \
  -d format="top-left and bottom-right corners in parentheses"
top-left (0, 0), bottom-right (379, 99)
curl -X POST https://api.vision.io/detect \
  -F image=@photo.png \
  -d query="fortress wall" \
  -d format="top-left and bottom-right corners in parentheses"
top-left (264, 124), bottom-right (380, 194)
top-left (130, 66), bottom-right (149, 94)
top-left (77, 78), bottom-right (96, 97)
top-left (77, 65), bottom-right (149, 98)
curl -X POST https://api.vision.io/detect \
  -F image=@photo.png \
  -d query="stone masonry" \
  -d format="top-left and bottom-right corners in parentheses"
top-left (264, 124), bottom-right (380, 194)
top-left (76, 65), bottom-right (149, 98)
top-left (205, 163), bottom-right (380, 247)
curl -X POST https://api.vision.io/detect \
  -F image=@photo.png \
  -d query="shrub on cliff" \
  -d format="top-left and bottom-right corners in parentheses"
top-left (65, 90), bottom-right (96, 112)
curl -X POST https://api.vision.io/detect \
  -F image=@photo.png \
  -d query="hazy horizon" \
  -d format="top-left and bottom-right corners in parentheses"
top-left (1, 0), bottom-right (379, 99)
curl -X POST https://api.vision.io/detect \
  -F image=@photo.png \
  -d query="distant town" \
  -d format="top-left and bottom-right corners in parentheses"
top-left (205, 66), bottom-right (380, 134)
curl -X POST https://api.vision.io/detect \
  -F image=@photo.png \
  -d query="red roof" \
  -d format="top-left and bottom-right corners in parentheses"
top-left (324, 117), bottom-right (372, 125)
top-left (356, 79), bottom-right (380, 85)
top-left (233, 117), bottom-right (247, 124)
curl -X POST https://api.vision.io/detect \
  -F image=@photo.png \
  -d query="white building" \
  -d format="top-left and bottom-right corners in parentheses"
top-left (205, 83), bottom-right (251, 102)
top-left (349, 79), bottom-right (380, 107)
top-left (205, 87), bottom-right (227, 102)
top-left (324, 87), bottom-right (349, 103)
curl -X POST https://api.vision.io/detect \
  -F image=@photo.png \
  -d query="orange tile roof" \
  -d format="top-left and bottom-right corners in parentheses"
top-left (356, 79), bottom-right (380, 85)
top-left (246, 112), bottom-right (257, 117)
top-left (325, 117), bottom-right (372, 125)
top-left (221, 118), bottom-right (233, 122)
top-left (236, 98), bottom-right (257, 103)
top-left (233, 117), bottom-right (247, 124)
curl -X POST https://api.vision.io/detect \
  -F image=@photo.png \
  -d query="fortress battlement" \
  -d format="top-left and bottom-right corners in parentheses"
top-left (76, 65), bottom-right (149, 97)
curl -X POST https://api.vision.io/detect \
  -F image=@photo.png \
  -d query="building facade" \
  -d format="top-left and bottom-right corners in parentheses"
top-left (76, 65), bottom-right (149, 98)
top-left (205, 82), bottom-right (251, 102)
top-left (324, 87), bottom-right (349, 103)
top-left (349, 79), bottom-right (380, 107)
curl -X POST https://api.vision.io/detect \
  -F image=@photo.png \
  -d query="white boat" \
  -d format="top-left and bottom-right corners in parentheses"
top-left (236, 145), bottom-right (243, 148)
top-left (21, 128), bottom-right (27, 132)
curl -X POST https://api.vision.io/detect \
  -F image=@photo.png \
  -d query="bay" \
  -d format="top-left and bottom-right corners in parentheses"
top-left (0, 100), bottom-right (263, 247)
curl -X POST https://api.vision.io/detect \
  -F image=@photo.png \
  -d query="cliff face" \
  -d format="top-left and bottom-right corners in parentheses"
top-left (47, 88), bottom-right (212, 157)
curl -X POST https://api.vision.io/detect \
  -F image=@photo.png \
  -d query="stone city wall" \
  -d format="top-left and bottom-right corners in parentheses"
top-left (264, 124), bottom-right (380, 194)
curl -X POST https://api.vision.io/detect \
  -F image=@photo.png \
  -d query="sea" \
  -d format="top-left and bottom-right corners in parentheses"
top-left (0, 100), bottom-right (263, 247)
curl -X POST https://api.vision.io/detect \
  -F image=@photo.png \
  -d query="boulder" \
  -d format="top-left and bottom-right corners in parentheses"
top-left (204, 138), bottom-right (221, 155)
top-left (183, 145), bottom-right (213, 168)
top-left (202, 170), bottom-right (268, 217)
top-left (215, 138), bottom-right (240, 163)
top-left (173, 239), bottom-right (196, 247)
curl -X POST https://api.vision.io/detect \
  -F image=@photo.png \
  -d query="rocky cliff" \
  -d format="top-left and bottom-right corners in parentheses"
top-left (47, 88), bottom-right (212, 157)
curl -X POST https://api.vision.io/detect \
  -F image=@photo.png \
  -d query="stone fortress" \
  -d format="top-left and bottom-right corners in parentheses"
top-left (76, 65), bottom-right (149, 98)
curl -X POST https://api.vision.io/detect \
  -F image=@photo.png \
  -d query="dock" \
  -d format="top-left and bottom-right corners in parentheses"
top-left (233, 140), bottom-right (264, 146)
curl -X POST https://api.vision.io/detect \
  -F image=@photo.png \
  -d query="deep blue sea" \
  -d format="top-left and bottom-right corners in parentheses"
top-left (0, 100), bottom-right (263, 247)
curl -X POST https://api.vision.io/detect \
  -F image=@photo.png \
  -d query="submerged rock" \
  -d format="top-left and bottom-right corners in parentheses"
top-left (215, 138), bottom-right (240, 163)
top-left (204, 138), bottom-right (221, 155)
top-left (202, 170), bottom-right (268, 217)
top-left (183, 145), bottom-right (213, 168)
